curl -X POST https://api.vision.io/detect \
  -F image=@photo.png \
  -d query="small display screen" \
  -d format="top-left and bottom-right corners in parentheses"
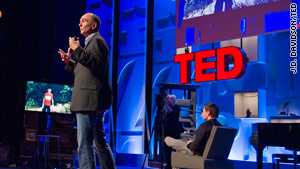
top-left (24, 81), bottom-right (73, 114)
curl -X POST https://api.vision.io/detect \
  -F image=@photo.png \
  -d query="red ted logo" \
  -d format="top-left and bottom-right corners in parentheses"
top-left (174, 46), bottom-right (247, 83)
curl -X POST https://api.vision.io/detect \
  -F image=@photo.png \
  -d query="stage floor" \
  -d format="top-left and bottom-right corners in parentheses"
top-left (2, 161), bottom-right (300, 169)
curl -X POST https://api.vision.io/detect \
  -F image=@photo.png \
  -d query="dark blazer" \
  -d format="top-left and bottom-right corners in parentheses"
top-left (187, 119), bottom-right (222, 155)
top-left (65, 33), bottom-right (112, 112)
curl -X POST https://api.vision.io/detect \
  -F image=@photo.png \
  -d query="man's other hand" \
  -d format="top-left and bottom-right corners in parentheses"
top-left (58, 48), bottom-right (71, 64)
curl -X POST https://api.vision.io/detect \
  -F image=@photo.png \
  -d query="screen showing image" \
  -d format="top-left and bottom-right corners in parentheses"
top-left (176, 0), bottom-right (292, 47)
top-left (24, 81), bottom-right (73, 114)
top-left (184, 0), bottom-right (280, 20)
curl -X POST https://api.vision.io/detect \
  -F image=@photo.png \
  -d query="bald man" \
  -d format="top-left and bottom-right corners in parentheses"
top-left (58, 13), bottom-right (115, 169)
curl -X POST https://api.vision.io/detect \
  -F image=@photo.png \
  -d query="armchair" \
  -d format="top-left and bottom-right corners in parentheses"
top-left (171, 126), bottom-right (237, 169)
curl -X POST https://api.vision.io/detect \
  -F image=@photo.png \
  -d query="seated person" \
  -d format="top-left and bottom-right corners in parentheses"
top-left (165, 103), bottom-right (222, 156)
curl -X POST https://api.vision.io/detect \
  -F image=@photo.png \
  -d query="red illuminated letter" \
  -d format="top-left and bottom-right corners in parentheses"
top-left (217, 47), bottom-right (247, 80)
top-left (195, 49), bottom-right (217, 82)
top-left (174, 46), bottom-right (247, 83)
top-left (174, 53), bottom-right (194, 84)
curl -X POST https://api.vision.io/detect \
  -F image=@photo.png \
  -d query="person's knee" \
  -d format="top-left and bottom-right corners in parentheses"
top-left (164, 136), bottom-right (172, 143)
top-left (94, 136), bottom-right (110, 150)
top-left (164, 136), bottom-right (175, 146)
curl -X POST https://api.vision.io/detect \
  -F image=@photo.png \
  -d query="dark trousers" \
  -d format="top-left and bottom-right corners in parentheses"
top-left (42, 105), bottom-right (50, 112)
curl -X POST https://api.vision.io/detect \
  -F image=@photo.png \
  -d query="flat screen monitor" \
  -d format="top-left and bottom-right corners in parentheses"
top-left (176, 0), bottom-right (293, 47)
top-left (24, 81), bottom-right (73, 114)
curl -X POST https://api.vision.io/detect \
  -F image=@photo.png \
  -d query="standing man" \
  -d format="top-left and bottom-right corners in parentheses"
top-left (164, 94), bottom-right (182, 169)
top-left (58, 13), bottom-right (116, 169)
top-left (42, 88), bottom-right (54, 112)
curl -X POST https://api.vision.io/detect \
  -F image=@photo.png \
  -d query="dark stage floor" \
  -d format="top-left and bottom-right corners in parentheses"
top-left (2, 160), bottom-right (300, 169)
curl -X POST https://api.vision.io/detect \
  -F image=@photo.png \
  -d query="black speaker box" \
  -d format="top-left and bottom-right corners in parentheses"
top-left (19, 140), bottom-right (36, 158)
top-left (23, 112), bottom-right (39, 128)
top-left (50, 127), bottom-right (77, 154)
top-left (25, 128), bottom-right (37, 141)
top-left (0, 144), bottom-right (11, 166)
top-left (54, 115), bottom-right (75, 127)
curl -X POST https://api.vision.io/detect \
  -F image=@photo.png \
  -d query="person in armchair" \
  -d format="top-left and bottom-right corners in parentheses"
top-left (164, 103), bottom-right (222, 156)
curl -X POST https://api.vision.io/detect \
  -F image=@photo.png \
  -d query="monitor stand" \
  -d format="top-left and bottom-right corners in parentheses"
top-left (37, 114), bottom-right (51, 135)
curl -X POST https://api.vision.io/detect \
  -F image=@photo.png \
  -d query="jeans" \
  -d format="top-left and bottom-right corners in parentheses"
top-left (76, 111), bottom-right (116, 169)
